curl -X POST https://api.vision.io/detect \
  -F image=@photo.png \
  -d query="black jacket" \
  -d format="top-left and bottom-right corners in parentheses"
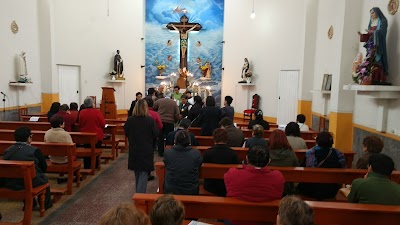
top-left (164, 145), bottom-right (202, 195)
top-left (248, 119), bottom-right (270, 130)
top-left (124, 116), bottom-right (159, 171)
top-left (199, 106), bottom-right (221, 136)
top-left (128, 100), bottom-right (138, 117)
top-left (188, 103), bottom-right (203, 126)
top-left (203, 144), bottom-right (240, 196)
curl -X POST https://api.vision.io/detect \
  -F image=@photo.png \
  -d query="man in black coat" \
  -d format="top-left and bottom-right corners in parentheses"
top-left (203, 128), bottom-right (240, 196)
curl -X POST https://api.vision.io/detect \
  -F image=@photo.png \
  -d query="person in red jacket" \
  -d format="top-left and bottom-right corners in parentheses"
top-left (224, 144), bottom-right (285, 225)
top-left (55, 104), bottom-right (76, 132)
top-left (78, 97), bottom-right (106, 169)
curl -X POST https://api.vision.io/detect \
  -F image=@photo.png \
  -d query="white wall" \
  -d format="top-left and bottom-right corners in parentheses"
top-left (0, 0), bottom-right (42, 108)
top-left (353, 1), bottom-right (400, 135)
top-left (222, 0), bottom-right (306, 119)
top-left (52, 0), bottom-right (145, 109)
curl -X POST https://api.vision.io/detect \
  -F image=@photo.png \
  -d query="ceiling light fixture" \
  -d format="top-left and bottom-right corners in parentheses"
top-left (250, 0), bottom-right (256, 19)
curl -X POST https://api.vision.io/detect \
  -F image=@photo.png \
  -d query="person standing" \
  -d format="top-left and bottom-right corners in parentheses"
top-left (128, 92), bottom-right (143, 117)
top-left (153, 94), bottom-right (179, 157)
top-left (221, 96), bottom-right (234, 121)
top-left (172, 86), bottom-right (183, 102)
top-left (188, 96), bottom-right (203, 126)
top-left (198, 96), bottom-right (221, 136)
top-left (179, 95), bottom-right (191, 119)
top-left (124, 99), bottom-right (159, 193)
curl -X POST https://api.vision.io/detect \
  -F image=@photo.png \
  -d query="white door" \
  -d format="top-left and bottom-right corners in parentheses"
top-left (277, 70), bottom-right (299, 125)
top-left (58, 65), bottom-right (80, 105)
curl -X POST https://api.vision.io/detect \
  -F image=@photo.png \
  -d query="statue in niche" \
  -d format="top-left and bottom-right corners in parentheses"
top-left (17, 51), bottom-right (29, 83)
top-left (239, 58), bottom-right (252, 83)
top-left (357, 7), bottom-right (389, 85)
top-left (113, 50), bottom-right (123, 75)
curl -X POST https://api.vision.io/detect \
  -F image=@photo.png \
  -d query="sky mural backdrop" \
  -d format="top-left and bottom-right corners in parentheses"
top-left (145, 0), bottom-right (224, 104)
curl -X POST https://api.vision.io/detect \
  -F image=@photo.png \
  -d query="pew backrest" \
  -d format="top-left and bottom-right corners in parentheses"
top-left (133, 193), bottom-right (400, 225)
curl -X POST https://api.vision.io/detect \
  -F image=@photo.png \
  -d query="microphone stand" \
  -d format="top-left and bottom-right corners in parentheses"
top-left (1, 92), bottom-right (6, 121)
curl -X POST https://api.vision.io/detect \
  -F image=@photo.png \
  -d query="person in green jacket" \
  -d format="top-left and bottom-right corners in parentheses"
top-left (348, 154), bottom-right (400, 205)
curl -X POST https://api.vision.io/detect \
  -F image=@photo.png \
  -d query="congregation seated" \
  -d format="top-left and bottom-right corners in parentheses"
top-left (224, 145), bottom-right (284, 225)
top-left (348, 154), bottom-right (400, 205)
top-left (69, 102), bottom-right (79, 123)
top-left (165, 118), bottom-right (198, 146)
top-left (356, 136), bottom-right (384, 169)
top-left (100, 203), bottom-right (149, 225)
top-left (2, 127), bottom-right (53, 210)
top-left (248, 109), bottom-right (269, 130)
top-left (298, 132), bottom-right (346, 200)
top-left (44, 115), bottom-right (73, 164)
top-left (150, 195), bottom-right (185, 225)
top-left (54, 104), bottom-right (75, 132)
top-left (78, 97), bottom-right (106, 169)
top-left (164, 130), bottom-right (202, 195)
top-left (243, 124), bottom-right (267, 148)
top-left (199, 96), bottom-right (221, 136)
top-left (219, 117), bottom-right (244, 147)
top-left (297, 114), bottom-right (310, 132)
top-left (221, 95), bottom-right (234, 121)
top-left (277, 195), bottom-right (314, 225)
top-left (203, 128), bottom-right (240, 196)
top-left (188, 96), bottom-right (203, 127)
top-left (47, 102), bottom-right (60, 121)
top-left (268, 129), bottom-right (299, 195)
top-left (285, 122), bottom-right (308, 150)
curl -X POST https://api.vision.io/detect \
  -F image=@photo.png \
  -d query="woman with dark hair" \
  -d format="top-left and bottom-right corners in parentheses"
top-left (47, 102), bottom-right (60, 121)
top-left (248, 110), bottom-right (269, 130)
top-left (198, 96), bottom-right (221, 136)
top-left (298, 132), bottom-right (346, 200)
top-left (269, 129), bottom-right (299, 195)
top-left (124, 99), bottom-right (159, 193)
top-left (188, 96), bottom-right (203, 127)
top-left (69, 102), bottom-right (79, 123)
top-left (164, 130), bottom-right (202, 195)
top-left (285, 122), bottom-right (308, 150)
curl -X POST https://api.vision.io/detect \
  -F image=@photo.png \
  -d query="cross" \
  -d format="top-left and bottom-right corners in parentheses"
top-left (167, 15), bottom-right (202, 69)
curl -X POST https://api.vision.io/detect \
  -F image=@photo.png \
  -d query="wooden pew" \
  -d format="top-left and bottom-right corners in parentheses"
top-left (0, 160), bottom-right (49, 223)
top-left (0, 141), bottom-right (81, 195)
top-left (165, 146), bottom-right (355, 169)
top-left (105, 119), bottom-right (127, 155)
top-left (0, 121), bottom-right (51, 131)
top-left (21, 115), bottom-right (48, 122)
top-left (189, 127), bottom-right (318, 140)
top-left (24, 112), bottom-right (48, 117)
top-left (155, 162), bottom-right (400, 194)
top-left (0, 129), bottom-right (101, 175)
top-left (133, 193), bottom-right (400, 225)
top-left (194, 136), bottom-right (316, 149)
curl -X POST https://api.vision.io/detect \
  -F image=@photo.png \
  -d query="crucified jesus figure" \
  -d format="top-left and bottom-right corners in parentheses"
top-left (169, 23), bottom-right (199, 59)
top-left (167, 15), bottom-right (202, 69)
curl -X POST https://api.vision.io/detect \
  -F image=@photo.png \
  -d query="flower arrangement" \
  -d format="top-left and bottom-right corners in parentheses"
top-left (352, 43), bottom-right (376, 85)
top-left (155, 60), bottom-right (166, 76)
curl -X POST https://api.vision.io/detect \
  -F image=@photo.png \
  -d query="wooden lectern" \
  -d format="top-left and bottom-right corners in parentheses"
top-left (100, 87), bottom-right (117, 119)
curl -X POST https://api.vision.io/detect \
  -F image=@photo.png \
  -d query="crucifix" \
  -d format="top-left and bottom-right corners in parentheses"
top-left (167, 15), bottom-right (202, 69)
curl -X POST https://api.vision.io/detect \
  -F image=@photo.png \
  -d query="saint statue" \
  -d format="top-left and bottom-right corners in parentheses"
top-left (239, 58), bottom-right (252, 83)
top-left (177, 67), bottom-right (188, 89)
top-left (205, 62), bottom-right (212, 79)
top-left (17, 51), bottom-right (29, 83)
top-left (357, 7), bottom-right (389, 85)
top-left (114, 50), bottom-right (123, 75)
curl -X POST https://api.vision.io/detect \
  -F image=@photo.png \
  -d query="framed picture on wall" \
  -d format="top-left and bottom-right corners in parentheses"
top-left (322, 74), bottom-right (332, 91)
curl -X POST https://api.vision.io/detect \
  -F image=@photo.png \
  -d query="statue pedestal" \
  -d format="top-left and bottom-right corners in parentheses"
top-left (155, 76), bottom-right (167, 80)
